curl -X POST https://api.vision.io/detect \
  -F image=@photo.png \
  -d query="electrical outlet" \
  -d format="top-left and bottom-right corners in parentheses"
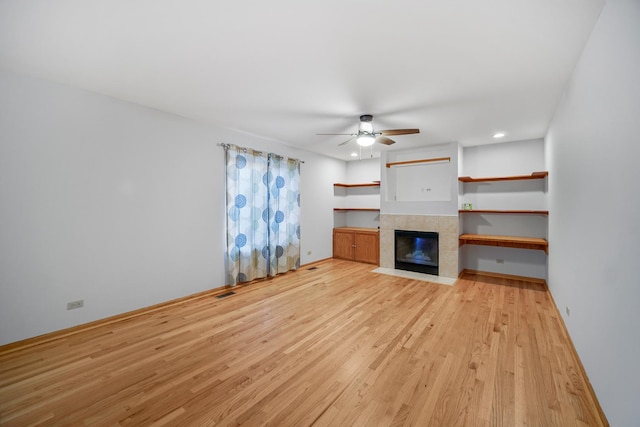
top-left (565, 306), bottom-right (570, 316)
top-left (67, 300), bottom-right (84, 310)
top-left (496, 259), bottom-right (504, 264)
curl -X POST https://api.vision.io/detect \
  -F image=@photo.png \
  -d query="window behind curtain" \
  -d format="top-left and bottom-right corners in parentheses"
top-left (224, 144), bottom-right (300, 285)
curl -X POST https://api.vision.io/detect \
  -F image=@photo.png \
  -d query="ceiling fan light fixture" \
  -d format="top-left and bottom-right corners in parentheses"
top-left (359, 121), bottom-right (373, 133)
top-left (357, 134), bottom-right (375, 146)
top-left (323, 114), bottom-right (417, 149)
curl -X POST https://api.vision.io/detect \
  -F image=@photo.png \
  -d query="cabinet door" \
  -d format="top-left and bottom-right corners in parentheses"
top-left (354, 232), bottom-right (379, 265)
top-left (333, 230), bottom-right (355, 260)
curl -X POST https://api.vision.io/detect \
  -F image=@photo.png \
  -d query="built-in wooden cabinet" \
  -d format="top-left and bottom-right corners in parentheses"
top-left (333, 227), bottom-right (380, 265)
top-left (333, 182), bottom-right (380, 264)
top-left (458, 171), bottom-right (548, 253)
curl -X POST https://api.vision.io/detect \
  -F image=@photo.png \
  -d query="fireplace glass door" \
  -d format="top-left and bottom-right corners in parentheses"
top-left (394, 230), bottom-right (439, 275)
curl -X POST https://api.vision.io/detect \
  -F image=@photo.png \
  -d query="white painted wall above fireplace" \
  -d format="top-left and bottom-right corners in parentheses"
top-left (380, 142), bottom-right (460, 217)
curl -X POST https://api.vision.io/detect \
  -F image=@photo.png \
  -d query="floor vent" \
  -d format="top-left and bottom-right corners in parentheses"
top-left (307, 267), bottom-right (318, 271)
top-left (216, 291), bottom-right (236, 299)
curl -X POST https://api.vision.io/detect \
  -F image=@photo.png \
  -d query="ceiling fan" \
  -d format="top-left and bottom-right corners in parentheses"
top-left (317, 114), bottom-right (420, 147)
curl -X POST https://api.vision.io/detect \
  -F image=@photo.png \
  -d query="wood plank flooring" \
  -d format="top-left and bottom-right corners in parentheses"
top-left (0, 259), bottom-right (607, 426)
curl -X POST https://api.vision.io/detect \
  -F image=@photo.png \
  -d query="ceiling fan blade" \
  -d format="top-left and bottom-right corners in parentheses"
top-left (316, 133), bottom-right (356, 136)
top-left (376, 136), bottom-right (396, 145)
top-left (338, 137), bottom-right (356, 146)
top-left (380, 128), bottom-right (420, 136)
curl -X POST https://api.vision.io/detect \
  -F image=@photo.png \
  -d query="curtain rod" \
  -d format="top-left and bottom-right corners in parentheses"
top-left (218, 143), bottom-right (304, 163)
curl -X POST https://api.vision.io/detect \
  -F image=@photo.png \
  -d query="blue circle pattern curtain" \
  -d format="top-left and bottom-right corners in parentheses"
top-left (225, 145), bottom-right (301, 285)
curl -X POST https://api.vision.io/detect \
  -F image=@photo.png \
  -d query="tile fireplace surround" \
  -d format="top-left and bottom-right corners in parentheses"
top-left (380, 214), bottom-right (459, 279)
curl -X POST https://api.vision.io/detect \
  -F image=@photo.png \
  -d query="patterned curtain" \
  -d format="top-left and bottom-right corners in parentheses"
top-left (225, 144), bottom-right (301, 285)
top-left (266, 154), bottom-right (301, 276)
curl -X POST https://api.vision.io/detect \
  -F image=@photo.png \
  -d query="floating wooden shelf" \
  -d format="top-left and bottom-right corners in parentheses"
top-left (334, 183), bottom-right (380, 188)
top-left (386, 157), bottom-right (451, 168)
top-left (458, 171), bottom-right (548, 183)
top-left (459, 234), bottom-right (548, 254)
top-left (459, 210), bottom-right (549, 215)
top-left (333, 208), bottom-right (380, 212)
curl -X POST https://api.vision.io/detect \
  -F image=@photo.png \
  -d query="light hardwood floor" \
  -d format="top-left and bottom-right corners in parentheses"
top-left (0, 259), bottom-right (607, 426)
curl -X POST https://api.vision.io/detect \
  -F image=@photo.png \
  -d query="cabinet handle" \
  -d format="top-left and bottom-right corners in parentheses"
top-left (352, 245), bottom-right (357, 247)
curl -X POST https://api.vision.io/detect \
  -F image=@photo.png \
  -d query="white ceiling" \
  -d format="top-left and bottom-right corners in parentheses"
top-left (0, 0), bottom-right (604, 161)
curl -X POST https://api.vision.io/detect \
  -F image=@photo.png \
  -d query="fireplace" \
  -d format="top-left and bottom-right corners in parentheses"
top-left (395, 230), bottom-right (439, 275)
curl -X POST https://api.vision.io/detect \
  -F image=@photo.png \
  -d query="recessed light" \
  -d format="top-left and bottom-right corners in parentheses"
top-left (493, 132), bottom-right (506, 139)
top-left (350, 152), bottom-right (358, 157)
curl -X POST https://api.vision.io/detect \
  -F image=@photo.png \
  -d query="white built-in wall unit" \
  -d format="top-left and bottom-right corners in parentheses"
top-left (458, 139), bottom-right (548, 280)
top-left (379, 142), bottom-right (460, 278)
top-left (333, 158), bottom-right (380, 229)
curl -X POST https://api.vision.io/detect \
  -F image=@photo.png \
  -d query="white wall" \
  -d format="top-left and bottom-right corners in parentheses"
top-left (546, 0), bottom-right (640, 425)
top-left (346, 157), bottom-right (380, 183)
top-left (459, 139), bottom-right (548, 279)
top-left (300, 154), bottom-right (347, 260)
top-left (461, 139), bottom-right (546, 178)
top-left (0, 70), bottom-right (345, 345)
